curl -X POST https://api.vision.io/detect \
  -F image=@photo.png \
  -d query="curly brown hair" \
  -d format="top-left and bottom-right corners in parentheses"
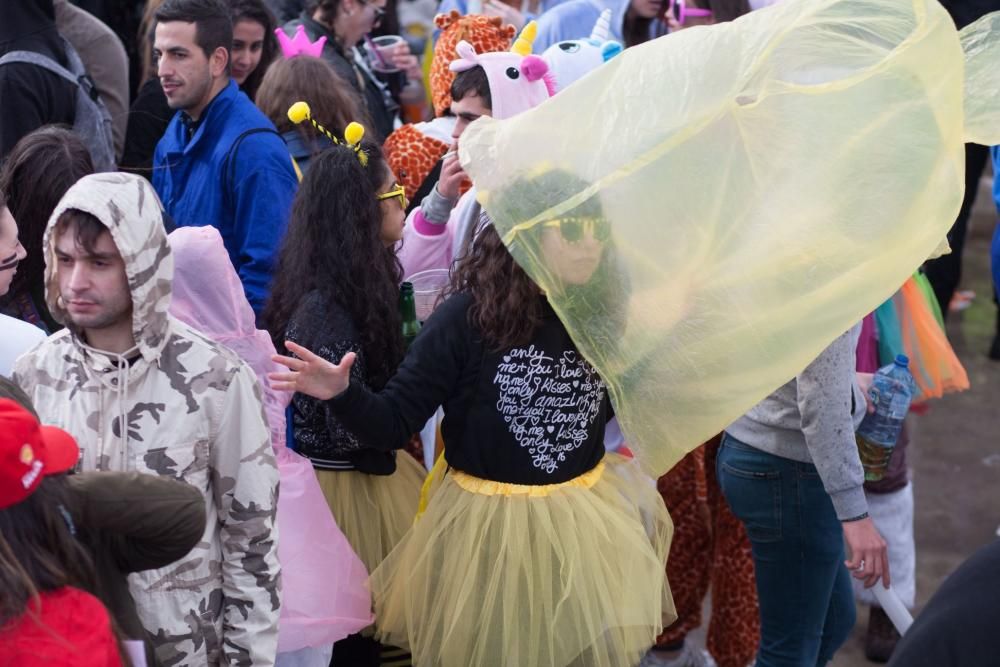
top-left (446, 220), bottom-right (545, 351)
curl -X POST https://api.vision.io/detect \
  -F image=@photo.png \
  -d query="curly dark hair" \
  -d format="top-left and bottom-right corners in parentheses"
top-left (447, 220), bottom-right (545, 351)
top-left (264, 141), bottom-right (404, 387)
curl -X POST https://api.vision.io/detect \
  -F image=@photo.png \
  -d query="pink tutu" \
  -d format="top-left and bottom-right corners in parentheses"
top-left (276, 447), bottom-right (373, 652)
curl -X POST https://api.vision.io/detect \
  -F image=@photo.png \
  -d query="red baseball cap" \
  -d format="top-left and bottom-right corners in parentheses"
top-left (0, 399), bottom-right (80, 510)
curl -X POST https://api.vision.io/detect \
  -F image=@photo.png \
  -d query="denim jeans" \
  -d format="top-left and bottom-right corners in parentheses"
top-left (717, 433), bottom-right (855, 667)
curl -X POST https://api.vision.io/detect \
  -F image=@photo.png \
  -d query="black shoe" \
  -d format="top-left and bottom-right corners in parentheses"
top-left (865, 605), bottom-right (901, 663)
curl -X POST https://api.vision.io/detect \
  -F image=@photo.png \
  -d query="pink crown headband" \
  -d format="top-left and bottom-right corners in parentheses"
top-left (276, 25), bottom-right (327, 59)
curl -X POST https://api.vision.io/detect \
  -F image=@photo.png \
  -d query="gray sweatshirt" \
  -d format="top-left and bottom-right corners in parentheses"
top-left (726, 324), bottom-right (867, 521)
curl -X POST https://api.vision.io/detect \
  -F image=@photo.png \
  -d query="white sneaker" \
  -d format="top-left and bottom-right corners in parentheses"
top-left (639, 645), bottom-right (718, 667)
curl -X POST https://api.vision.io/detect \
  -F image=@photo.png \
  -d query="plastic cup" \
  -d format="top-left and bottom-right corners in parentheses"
top-left (369, 35), bottom-right (405, 73)
top-left (367, 35), bottom-right (407, 96)
top-left (405, 269), bottom-right (451, 322)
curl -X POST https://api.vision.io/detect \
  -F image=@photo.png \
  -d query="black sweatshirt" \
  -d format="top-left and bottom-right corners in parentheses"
top-left (329, 292), bottom-right (611, 485)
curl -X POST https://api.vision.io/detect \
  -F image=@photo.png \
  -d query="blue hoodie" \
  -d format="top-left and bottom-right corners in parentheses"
top-left (153, 80), bottom-right (298, 317)
top-left (534, 0), bottom-right (665, 52)
top-left (991, 146), bottom-right (1000, 298)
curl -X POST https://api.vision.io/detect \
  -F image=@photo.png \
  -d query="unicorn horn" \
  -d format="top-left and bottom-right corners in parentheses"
top-left (511, 20), bottom-right (538, 56)
top-left (590, 9), bottom-right (612, 42)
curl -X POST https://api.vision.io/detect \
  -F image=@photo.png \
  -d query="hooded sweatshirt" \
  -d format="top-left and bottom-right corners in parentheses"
top-left (13, 172), bottom-right (281, 667)
top-left (0, 0), bottom-right (76, 157)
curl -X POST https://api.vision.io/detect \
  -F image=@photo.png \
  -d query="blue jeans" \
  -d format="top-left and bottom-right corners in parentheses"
top-left (717, 434), bottom-right (855, 667)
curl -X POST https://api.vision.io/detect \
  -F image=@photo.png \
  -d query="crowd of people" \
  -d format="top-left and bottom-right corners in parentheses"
top-left (1, 0), bottom-right (998, 666)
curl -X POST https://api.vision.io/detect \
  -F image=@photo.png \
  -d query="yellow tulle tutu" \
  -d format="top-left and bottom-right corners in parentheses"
top-left (370, 453), bottom-right (675, 667)
top-left (315, 452), bottom-right (426, 574)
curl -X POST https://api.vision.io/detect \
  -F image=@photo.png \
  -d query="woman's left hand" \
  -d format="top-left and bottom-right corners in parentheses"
top-left (270, 341), bottom-right (356, 401)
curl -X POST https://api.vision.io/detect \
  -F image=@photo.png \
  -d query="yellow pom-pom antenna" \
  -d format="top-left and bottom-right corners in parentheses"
top-left (344, 122), bottom-right (365, 147)
top-left (287, 101), bottom-right (311, 125)
top-left (344, 121), bottom-right (368, 167)
top-left (287, 100), bottom-right (340, 147)
top-left (511, 20), bottom-right (537, 56)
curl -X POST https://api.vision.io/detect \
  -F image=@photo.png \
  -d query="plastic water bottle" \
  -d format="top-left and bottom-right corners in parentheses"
top-left (855, 355), bottom-right (915, 482)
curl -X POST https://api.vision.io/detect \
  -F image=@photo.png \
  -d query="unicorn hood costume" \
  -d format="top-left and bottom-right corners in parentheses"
top-left (397, 21), bottom-right (554, 278)
top-left (542, 9), bottom-right (623, 91)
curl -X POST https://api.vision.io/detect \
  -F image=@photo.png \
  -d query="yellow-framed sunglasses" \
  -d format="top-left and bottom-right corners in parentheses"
top-left (377, 183), bottom-right (408, 210)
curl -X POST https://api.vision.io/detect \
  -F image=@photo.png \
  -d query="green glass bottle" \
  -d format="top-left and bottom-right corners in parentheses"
top-left (400, 281), bottom-right (421, 348)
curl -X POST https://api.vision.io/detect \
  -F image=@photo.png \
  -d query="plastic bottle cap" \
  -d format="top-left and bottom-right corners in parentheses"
top-left (894, 354), bottom-right (909, 367)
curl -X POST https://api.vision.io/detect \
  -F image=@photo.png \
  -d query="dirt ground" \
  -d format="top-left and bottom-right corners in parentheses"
top-left (684, 170), bottom-right (1000, 666)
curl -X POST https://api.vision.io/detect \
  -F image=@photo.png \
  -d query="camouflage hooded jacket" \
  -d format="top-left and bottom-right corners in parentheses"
top-left (13, 173), bottom-right (281, 666)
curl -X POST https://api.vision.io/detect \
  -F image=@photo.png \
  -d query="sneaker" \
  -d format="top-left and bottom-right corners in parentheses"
top-left (640, 645), bottom-right (717, 667)
top-left (865, 605), bottom-right (901, 663)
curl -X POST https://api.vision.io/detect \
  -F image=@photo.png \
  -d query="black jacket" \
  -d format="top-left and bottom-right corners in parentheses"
top-left (888, 539), bottom-right (1000, 667)
top-left (0, 0), bottom-right (76, 158)
top-left (67, 471), bottom-right (207, 667)
top-left (330, 293), bottom-right (611, 485)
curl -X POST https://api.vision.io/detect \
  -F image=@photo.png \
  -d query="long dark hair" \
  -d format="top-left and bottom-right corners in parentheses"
top-left (447, 221), bottom-right (545, 351)
top-left (0, 126), bottom-right (94, 326)
top-left (264, 142), bottom-right (404, 388)
top-left (229, 0), bottom-right (279, 99)
top-left (0, 477), bottom-right (96, 627)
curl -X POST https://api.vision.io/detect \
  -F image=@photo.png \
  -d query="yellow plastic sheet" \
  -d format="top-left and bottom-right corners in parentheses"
top-left (458, 0), bottom-right (1000, 476)
top-left (961, 10), bottom-right (1000, 145)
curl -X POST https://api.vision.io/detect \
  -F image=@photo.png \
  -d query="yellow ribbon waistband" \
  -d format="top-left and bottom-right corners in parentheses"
top-left (451, 460), bottom-right (606, 497)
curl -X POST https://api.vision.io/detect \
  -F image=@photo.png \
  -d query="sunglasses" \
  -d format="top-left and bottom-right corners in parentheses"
top-left (542, 217), bottom-right (611, 243)
top-left (377, 183), bottom-right (408, 210)
top-left (667, 0), bottom-right (713, 25)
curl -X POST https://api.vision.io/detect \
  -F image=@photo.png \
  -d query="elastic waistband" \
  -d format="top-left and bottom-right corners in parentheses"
top-left (451, 460), bottom-right (606, 497)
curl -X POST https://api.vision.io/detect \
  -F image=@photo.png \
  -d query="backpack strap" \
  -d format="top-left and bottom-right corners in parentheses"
top-left (0, 49), bottom-right (76, 83)
top-left (0, 39), bottom-right (100, 101)
top-left (221, 127), bottom-right (284, 208)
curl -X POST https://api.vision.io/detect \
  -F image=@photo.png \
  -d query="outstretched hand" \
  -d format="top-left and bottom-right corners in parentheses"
top-left (270, 341), bottom-right (355, 401)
